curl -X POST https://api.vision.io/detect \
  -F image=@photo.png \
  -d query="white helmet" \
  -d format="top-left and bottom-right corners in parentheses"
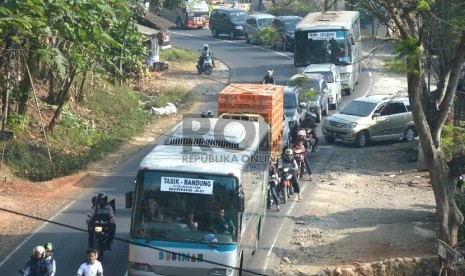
top-left (203, 44), bottom-right (209, 50)
top-left (33, 245), bottom-right (45, 256)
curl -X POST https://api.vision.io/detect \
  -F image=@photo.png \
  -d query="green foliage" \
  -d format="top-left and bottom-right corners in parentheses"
top-left (267, 1), bottom-right (319, 17)
top-left (257, 27), bottom-right (280, 46)
top-left (417, 0), bottom-right (433, 11)
top-left (4, 84), bottom-right (151, 175)
top-left (393, 38), bottom-right (421, 74)
top-left (441, 124), bottom-right (465, 162)
top-left (384, 57), bottom-right (408, 74)
top-left (160, 48), bottom-right (198, 63)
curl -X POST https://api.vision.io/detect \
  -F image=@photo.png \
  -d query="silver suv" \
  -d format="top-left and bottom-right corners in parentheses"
top-left (322, 95), bottom-right (416, 147)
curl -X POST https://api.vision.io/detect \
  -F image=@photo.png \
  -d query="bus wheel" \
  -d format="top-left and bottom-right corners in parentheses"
top-left (176, 18), bottom-right (184, 29)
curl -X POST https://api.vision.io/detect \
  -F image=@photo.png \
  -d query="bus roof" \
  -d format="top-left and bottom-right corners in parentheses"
top-left (139, 118), bottom-right (270, 176)
top-left (296, 11), bottom-right (359, 31)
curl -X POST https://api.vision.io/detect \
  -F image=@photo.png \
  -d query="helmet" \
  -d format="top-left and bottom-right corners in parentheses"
top-left (284, 148), bottom-right (293, 159)
top-left (44, 242), bottom-right (53, 252)
top-left (306, 128), bottom-right (312, 134)
top-left (203, 44), bottom-right (209, 50)
top-left (297, 130), bottom-right (306, 136)
top-left (201, 112), bottom-right (208, 118)
top-left (97, 192), bottom-right (108, 206)
top-left (33, 245), bottom-right (45, 257)
top-left (207, 110), bottom-right (213, 118)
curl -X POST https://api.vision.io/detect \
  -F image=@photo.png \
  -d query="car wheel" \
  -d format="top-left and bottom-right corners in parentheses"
top-left (211, 28), bottom-right (219, 38)
top-left (404, 126), bottom-right (416, 142)
top-left (325, 136), bottom-right (335, 143)
top-left (245, 33), bottom-right (250, 44)
top-left (332, 101), bottom-right (338, 110)
top-left (345, 88), bottom-right (351, 96)
top-left (176, 18), bottom-right (184, 29)
top-left (229, 31), bottom-right (235, 40)
top-left (355, 131), bottom-right (369, 148)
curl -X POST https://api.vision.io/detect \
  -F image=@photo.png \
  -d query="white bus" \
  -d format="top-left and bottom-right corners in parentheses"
top-left (294, 11), bottom-right (361, 95)
top-left (126, 118), bottom-right (270, 276)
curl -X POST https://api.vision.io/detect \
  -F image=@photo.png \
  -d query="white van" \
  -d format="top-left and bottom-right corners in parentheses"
top-left (303, 63), bottom-right (342, 110)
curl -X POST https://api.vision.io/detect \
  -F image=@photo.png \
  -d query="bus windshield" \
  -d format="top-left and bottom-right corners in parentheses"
top-left (295, 29), bottom-right (351, 67)
top-left (130, 171), bottom-right (239, 243)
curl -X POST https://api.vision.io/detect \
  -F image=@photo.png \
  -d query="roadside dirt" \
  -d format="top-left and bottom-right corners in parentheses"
top-left (0, 54), bottom-right (438, 275)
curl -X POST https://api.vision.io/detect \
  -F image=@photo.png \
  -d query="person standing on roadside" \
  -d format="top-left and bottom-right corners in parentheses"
top-left (262, 69), bottom-right (275, 84)
top-left (76, 248), bottom-right (103, 276)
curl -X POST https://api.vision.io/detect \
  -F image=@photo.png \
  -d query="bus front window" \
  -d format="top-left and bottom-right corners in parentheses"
top-left (130, 171), bottom-right (239, 243)
top-left (295, 30), bottom-right (351, 67)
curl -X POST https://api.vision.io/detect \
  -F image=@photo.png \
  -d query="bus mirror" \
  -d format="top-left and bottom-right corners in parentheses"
top-left (237, 195), bottom-right (245, 212)
top-left (237, 186), bottom-right (245, 212)
top-left (125, 191), bottom-right (133, 209)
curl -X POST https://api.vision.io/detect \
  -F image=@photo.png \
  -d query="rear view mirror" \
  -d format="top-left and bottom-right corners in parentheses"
top-left (237, 186), bottom-right (245, 212)
top-left (125, 191), bottom-right (133, 209)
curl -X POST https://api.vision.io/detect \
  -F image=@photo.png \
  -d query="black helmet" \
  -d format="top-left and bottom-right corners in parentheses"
top-left (97, 192), bottom-right (108, 206)
top-left (201, 112), bottom-right (208, 118)
top-left (207, 110), bottom-right (213, 118)
top-left (284, 148), bottom-right (293, 159)
top-left (92, 196), bottom-right (98, 205)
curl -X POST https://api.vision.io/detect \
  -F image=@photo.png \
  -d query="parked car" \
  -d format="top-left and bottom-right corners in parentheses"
top-left (322, 94), bottom-right (416, 148)
top-left (244, 14), bottom-right (275, 44)
top-left (303, 63), bottom-right (342, 110)
top-left (270, 16), bottom-right (302, 52)
top-left (209, 8), bottom-right (249, 39)
top-left (286, 73), bottom-right (329, 123)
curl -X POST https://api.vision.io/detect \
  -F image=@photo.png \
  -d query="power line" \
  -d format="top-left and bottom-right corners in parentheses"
top-left (0, 207), bottom-right (269, 276)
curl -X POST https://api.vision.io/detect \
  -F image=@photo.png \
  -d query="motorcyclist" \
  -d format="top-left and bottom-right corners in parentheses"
top-left (294, 130), bottom-right (313, 181)
top-left (300, 111), bottom-right (317, 130)
top-left (42, 242), bottom-right (56, 276)
top-left (197, 44), bottom-right (213, 72)
top-left (87, 192), bottom-right (116, 250)
top-left (22, 245), bottom-right (53, 276)
top-left (306, 128), bottom-right (318, 152)
top-left (268, 156), bottom-right (281, 211)
top-left (278, 148), bottom-right (302, 200)
top-left (201, 110), bottom-right (214, 118)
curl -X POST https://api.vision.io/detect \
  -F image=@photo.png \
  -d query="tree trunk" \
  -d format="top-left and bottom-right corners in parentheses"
top-left (408, 51), bottom-right (464, 246)
top-left (49, 71), bottom-right (76, 131)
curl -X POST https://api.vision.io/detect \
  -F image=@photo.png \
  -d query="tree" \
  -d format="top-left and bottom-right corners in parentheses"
top-left (361, 0), bottom-right (465, 247)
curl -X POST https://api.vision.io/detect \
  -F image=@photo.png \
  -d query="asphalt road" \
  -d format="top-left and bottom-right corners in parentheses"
top-left (0, 27), bottom-right (373, 276)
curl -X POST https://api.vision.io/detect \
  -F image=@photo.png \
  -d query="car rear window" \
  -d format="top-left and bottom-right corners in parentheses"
top-left (230, 12), bottom-right (248, 21)
top-left (284, 91), bottom-right (297, 108)
top-left (257, 18), bottom-right (273, 28)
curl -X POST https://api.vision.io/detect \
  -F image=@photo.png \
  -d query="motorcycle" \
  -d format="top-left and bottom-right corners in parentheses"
top-left (267, 174), bottom-right (280, 209)
top-left (201, 110), bottom-right (214, 118)
top-left (196, 51), bottom-right (214, 75)
top-left (278, 166), bottom-right (294, 204)
top-left (293, 148), bottom-right (305, 179)
top-left (88, 219), bottom-right (112, 258)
